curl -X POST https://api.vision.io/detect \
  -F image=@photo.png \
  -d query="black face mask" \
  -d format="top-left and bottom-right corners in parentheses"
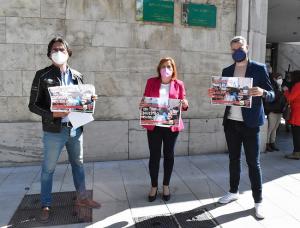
top-left (232, 48), bottom-right (247, 62)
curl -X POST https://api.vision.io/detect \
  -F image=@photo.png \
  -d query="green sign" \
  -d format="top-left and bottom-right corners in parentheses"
top-left (143, 0), bottom-right (174, 23)
top-left (182, 3), bottom-right (217, 28)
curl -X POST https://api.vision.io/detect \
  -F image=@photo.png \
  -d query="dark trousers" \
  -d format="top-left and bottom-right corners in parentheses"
top-left (292, 125), bottom-right (300, 152)
top-left (147, 127), bottom-right (179, 187)
top-left (225, 119), bottom-right (262, 203)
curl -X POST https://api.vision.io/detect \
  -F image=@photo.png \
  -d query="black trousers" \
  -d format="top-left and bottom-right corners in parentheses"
top-left (225, 119), bottom-right (262, 203)
top-left (292, 125), bottom-right (300, 152)
top-left (147, 127), bottom-right (179, 187)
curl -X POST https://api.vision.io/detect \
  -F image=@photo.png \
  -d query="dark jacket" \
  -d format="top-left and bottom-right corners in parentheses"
top-left (28, 65), bottom-right (83, 132)
top-left (222, 60), bottom-right (275, 129)
top-left (264, 78), bottom-right (286, 114)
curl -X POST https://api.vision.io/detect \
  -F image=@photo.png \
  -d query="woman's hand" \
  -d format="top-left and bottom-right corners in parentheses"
top-left (139, 98), bottom-right (146, 109)
top-left (181, 99), bottom-right (189, 109)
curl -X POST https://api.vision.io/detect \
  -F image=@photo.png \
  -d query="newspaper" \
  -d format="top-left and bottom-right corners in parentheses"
top-left (140, 97), bottom-right (182, 127)
top-left (211, 76), bottom-right (253, 108)
top-left (48, 84), bottom-right (96, 113)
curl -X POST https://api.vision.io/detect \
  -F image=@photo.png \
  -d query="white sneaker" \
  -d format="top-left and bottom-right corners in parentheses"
top-left (218, 192), bottom-right (239, 204)
top-left (255, 203), bottom-right (265, 219)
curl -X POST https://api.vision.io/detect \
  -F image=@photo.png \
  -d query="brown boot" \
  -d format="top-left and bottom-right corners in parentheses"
top-left (265, 143), bottom-right (273, 153)
top-left (39, 207), bottom-right (50, 223)
top-left (75, 198), bottom-right (101, 209)
top-left (285, 152), bottom-right (300, 160)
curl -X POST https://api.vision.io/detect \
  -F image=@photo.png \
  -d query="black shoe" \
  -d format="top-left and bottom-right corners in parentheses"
top-left (265, 143), bottom-right (273, 152)
top-left (162, 194), bottom-right (171, 201)
top-left (148, 189), bottom-right (157, 202)
top-left (162, 186), bottom-right (171, 201)
top-left (270, 143), bottom-right (279, 151)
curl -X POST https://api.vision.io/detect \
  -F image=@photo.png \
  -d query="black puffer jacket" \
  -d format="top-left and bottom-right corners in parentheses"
top-left (264, 78), bottom-right (286, 115)
top-left (28, 65), bottom-right (83, 132)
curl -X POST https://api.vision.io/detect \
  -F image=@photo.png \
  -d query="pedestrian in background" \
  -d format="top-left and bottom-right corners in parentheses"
top-left (283, 70), bottom-right (300, 159)
top-left (264, 73), bottom-right (286, 152)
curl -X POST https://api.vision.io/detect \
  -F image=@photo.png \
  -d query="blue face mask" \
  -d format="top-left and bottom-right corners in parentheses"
top-left (232, 48), bottom-right (247, 62)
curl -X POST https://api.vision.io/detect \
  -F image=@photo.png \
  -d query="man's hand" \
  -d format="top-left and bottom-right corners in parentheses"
top-left (282, 86), bottom-right (289, 92)
top-left (91, 95), bottom-right (98, 101)
top-left (53, 112), bottom-right (69, 118)
top-left (249, 87), bottom-right (264, 97)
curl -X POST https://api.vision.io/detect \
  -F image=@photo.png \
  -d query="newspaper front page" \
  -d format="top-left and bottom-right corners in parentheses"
top-left (48, 84), bottom-right (95, 113)
top-left (211, 76), bottom-right (253, 108)
top-left (140, 97), bottom-right (182, 127)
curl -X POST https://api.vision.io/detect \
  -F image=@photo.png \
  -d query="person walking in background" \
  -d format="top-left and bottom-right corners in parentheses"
top-left (264, 73), bottom-right (286, 152)
top-left (209, 36), bottom-right (274, 219)
top-left (140, 57), bottom-right (189, 202)
top-left (28, 37), bottom-right (100, 223)
top-left (283, 70), bottom-right (300, 160)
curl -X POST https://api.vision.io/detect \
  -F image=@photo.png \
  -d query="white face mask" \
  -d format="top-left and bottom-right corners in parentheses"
top-left (51, 51), bottom-right (68, 65)
top-left (276, 78), bottom-right (283, 86)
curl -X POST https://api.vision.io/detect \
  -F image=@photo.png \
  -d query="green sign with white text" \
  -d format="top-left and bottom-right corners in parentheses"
top-left (182, 3), bottom-right (217, 28)
top-left (143, 0), bottom-right (174, 23)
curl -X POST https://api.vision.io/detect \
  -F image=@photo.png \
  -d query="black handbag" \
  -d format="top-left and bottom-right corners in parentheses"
top-left (283, 103), bottom-right (291, 121)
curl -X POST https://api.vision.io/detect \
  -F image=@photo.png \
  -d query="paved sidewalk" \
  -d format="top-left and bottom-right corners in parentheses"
top-left (1, 127), bottom-right (300, 228)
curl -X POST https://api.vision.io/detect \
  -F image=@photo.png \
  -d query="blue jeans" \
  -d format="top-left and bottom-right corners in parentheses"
top-left (225, 119), bottom-right (262, 203)
top-left (41, 127), bottom-right (87, 207)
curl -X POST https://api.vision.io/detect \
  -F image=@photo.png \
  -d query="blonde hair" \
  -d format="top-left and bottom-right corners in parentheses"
top-left (157, 57), bottom-right (178, 80)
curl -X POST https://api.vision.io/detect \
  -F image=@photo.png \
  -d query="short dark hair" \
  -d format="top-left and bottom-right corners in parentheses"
top-left (47, 37), bottom-right (72, 58)
top-left (230, 36), bottom-right (247, 46)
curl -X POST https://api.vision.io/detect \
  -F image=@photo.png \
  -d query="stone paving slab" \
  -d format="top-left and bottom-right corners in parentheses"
top-left (1, 128), bottom-right (300, 227)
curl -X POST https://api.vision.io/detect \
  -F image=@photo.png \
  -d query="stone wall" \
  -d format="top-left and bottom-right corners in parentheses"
top-left (277, 43), bottom-right (300, 75)
top-left (0, 0), bottom-right (268, 166)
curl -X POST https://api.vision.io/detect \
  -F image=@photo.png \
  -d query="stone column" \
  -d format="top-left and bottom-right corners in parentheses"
top-left (236, 0), bottom-right (269, 151)
top-left (236, 0), bottom-right (268, 62)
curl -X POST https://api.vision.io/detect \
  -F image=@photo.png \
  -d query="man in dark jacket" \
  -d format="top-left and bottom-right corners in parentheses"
top-left (29, 37), bottom-right (100, 223)
top-left (264, 73), bottom-right (286, 152)
top-left (213, 36), bottom-right (274, 219)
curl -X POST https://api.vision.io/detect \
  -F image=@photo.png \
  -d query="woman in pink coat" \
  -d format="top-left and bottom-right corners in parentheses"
top-left (140, 57), bottom-right (189, 202)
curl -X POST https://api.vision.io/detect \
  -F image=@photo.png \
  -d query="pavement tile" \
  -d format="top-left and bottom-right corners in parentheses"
top-left (0, 126), bottom-right (298, 228)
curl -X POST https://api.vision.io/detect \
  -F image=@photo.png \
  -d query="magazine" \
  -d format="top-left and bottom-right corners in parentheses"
top-left (48, 84), bottom-right (96, 113)
top-left (140, 97), bottom-right (182, 127)
top-left (211, 76), bottom-right (253, 108)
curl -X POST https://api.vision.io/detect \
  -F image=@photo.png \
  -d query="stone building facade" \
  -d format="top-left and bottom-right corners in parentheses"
top-left (0, 0), bottom-right (268, 166)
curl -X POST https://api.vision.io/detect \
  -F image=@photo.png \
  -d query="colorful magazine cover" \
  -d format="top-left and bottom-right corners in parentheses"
top-left (211, 76), bottom-right (253, 108)
top-left (140, 97), bottom-right (182, 127)
top-left (48, 84), bottom-right (96, 113)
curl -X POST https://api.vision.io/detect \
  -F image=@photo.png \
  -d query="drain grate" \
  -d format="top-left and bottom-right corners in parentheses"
top-left (134, 214), bottom-right (178, 228)
top-left (8, 190), bottom-right (92, 228)
top-left (175, 208), bottom-right (220, 228)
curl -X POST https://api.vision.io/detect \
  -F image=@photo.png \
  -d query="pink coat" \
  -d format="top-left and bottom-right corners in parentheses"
top-left (141, 77), bottom-right (188, 132)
